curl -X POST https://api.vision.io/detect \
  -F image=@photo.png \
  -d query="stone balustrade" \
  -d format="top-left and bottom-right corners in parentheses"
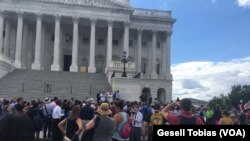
top-left (109, 61), bottom-right (136, 69)
top-left (133, 8), bottom-right (172, 18)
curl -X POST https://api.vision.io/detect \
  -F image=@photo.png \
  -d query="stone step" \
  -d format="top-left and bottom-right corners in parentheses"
top-left (0, 69), bottom-right (110, 100)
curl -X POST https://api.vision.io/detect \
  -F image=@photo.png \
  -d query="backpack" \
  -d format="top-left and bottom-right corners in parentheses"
top-left (179, 115), bottom-right (196, 125)
top-left (150, 112), bottom-right (164, 126)
top-left (119, 112), bottom-right (131, 139)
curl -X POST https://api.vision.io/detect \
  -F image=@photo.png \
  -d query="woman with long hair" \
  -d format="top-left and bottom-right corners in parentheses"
top-left (112, 100), bottom-right (130, 141)
top-left (58, 105), bottom-right (83, 141)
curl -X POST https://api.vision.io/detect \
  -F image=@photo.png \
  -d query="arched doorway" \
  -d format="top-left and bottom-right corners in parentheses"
top-left (141, 87), bottom-right (151, 104)
top-left (157, 88), bottom-right (166, 104)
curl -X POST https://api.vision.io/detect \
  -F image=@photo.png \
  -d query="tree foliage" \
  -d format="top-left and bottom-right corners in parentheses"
top-left (228, 85), bottom-right (250, 107)
top-left (208, 85), bottom-right (250, 109)
top-left (208, 95), bottom-right (230, 109)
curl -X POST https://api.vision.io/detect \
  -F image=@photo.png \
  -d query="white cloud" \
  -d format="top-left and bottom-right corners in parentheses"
top-left (237, 0), bottom-right (250, 7)
top-left (172, 57), bottom-right (250, 101)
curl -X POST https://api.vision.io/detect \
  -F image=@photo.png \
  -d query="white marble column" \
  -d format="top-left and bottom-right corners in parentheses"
top-left (14, 11), bottom-right (24, 69)
top-left (3, 20), bottom-right (10, 57)
top-left (70, 16), bottom-right (79, 72)
top-left (0, 10), bottom-right (4, 55)
top-left (88, 18), bottom-right (97, 73)
top-left (32, 13), bottom-right (42, 70)
top-left (106, 19), bottom-right (113, 71)
top-left (123, 21), bottom-right (129, 57)
top-left (151, 30), bottom-right (158, 78)
top-left (51, 15), bottom-right (61, 71)
top-left (21, 23), bottom-right (29, 69)
top-left (166, 31), bottom-right (172, 80)
top-left (137, 28), bottom-right (142, 73)
top-left (40, 24), bottom-right (46, 70)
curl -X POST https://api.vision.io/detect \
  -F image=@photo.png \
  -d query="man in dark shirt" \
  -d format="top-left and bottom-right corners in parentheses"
top-left (79, 98), bottom-right (95, 140)
top-left (96, 91), bottom-right (101, 104)
top-left (14, 97), bottom-right (24, 113)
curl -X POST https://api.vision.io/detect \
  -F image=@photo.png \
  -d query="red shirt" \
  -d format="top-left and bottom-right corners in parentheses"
top-left (165, 111), bottom-right (204, 125)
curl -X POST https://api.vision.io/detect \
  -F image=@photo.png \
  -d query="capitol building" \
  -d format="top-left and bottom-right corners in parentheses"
top-left (0, 0), bottom-right (175, 103)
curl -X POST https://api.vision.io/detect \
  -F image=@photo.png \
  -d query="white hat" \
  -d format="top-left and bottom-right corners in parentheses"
top-left (44, 97), bottom-right (50, 103)
top-left (86, 98), bottom-right (94, 104)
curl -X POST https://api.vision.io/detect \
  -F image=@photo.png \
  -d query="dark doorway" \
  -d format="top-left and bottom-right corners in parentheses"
top-left (157, 88), bottom-right (166, 104)
top-left (141, 87), bottom-right (151, 105)
top-left (64, 55), bottom-right (72, 71)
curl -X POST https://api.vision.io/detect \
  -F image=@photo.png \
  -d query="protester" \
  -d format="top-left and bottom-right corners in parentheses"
top-left (145, 103), bottom-right (165, 141)
top-left (0, 112), bottom-right (35, 141)
top-left (161, 98), bottom-right (204, 125)
top-left (205, 106), bottom-right (214, 124)
top-left (27, 101), bottom-right (44, 140)
top-left (129, 104), bottom-right (143, 141)
top-left (219, 110), bottom-right (233, 125)
top-left (86, 103), bottom-right (115, 141)
top-left (14, 97), bottom-right (25, 113)
top-left (112, 100), bottom-right (130, 141)
top-left (79, 98), bottom-right (95, 140)
top-left (58, 105), bottom-right (83, 141)
top-left (52, 100), bottom-right (64, 141)
top-left (43, 97), bottom-right (53, 139)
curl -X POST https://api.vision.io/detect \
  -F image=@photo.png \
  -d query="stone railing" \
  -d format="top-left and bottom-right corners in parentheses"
top-left (109, 61), bottom-right (136, 69)
top-left (111, 73), bottom-right (166, 80)
top-left (133, 8), bottom-right (172, 18)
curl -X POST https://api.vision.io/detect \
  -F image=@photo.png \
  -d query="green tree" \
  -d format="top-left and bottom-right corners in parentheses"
top-left (228, 85), bottom-right (250, 108)
top-left (208, 95), bottom-right (230, 109)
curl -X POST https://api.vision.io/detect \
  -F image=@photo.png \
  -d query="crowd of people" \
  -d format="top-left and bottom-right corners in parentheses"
top-left (0, 92), bottom-right (250, 141)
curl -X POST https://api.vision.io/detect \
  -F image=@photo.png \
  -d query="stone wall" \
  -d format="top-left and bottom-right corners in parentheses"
top-left (111, 78), bottom-right (172, 103)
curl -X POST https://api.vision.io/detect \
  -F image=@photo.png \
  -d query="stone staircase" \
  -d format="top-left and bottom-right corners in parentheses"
top-left (0, 69), bottom-right (111, 101)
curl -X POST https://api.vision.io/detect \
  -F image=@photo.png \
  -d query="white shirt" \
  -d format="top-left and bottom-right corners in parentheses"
top-left (116, 93), bottom-right (121, 99)
top-left (100, 93), bottom-right (106, 102)
top-left (50, 101), bottom-right (57, 110)
top-left (132, 111), bottom-right (143, 128)
top-left (43, 103), bottom-right (53, 116)
top-left (108, 93), bottom-right (113, 103)
top-left (52, 105), bottom-right (64, 119)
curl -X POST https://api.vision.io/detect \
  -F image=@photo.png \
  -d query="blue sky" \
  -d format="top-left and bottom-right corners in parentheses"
top-left (131, 0), bottom-right (250, 64)
top-left (131, 0), bottom-right (250, 100)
